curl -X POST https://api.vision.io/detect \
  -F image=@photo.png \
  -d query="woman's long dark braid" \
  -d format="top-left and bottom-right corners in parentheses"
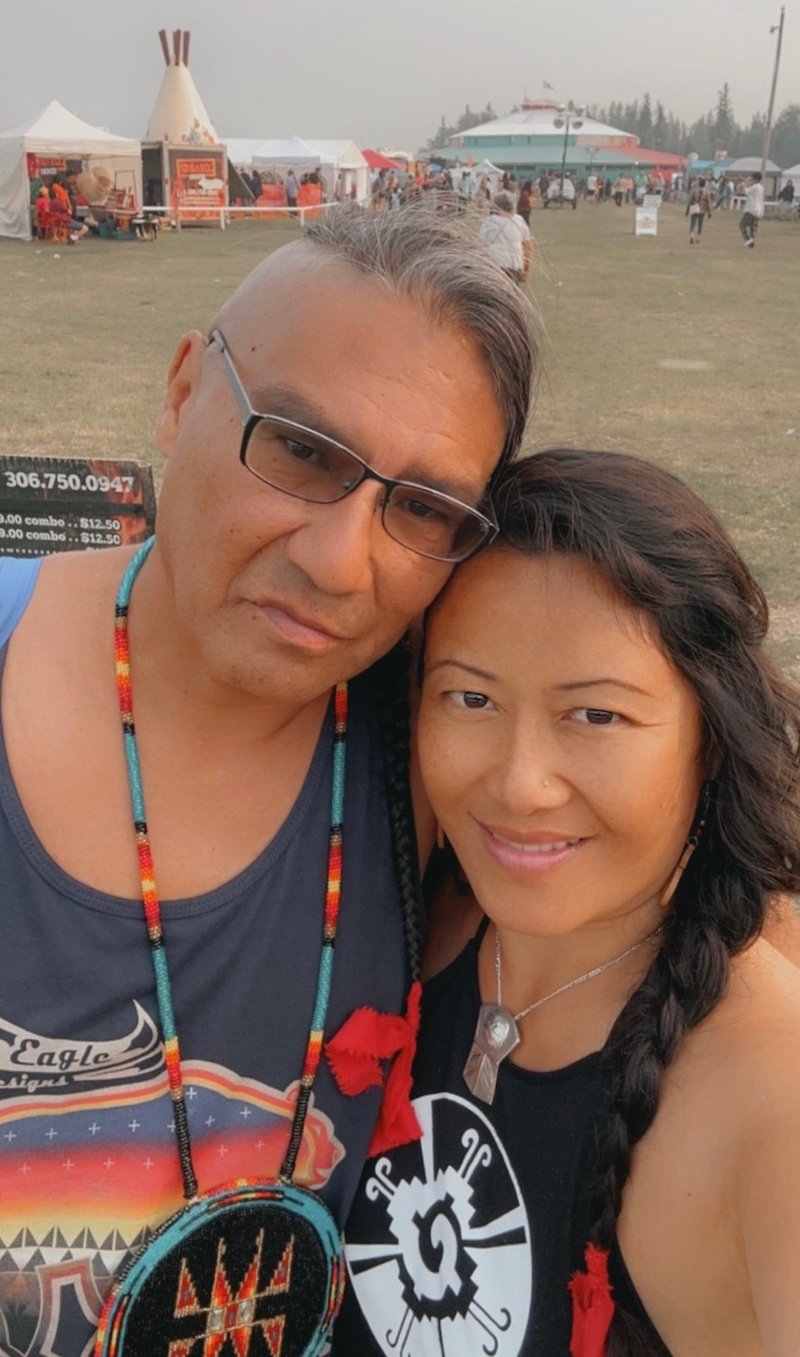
top-left (590, 828), bottom-right (762, 1355)
top-left (369, 639), bottom-right (424, 986)
top-left (584, 685), bottom-right (780, 1352)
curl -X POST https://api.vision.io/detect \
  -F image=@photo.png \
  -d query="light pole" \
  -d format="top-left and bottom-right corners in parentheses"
top-left (553, 100), bottom-right (585, 206)
top-left (761, 6), bottom-right (786, 186)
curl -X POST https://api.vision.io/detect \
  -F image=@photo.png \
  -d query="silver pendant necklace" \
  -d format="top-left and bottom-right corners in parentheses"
top-left (463, 924), bottom-right (660, 1105)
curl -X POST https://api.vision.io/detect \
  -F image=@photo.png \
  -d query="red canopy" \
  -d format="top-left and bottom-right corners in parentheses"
top-left (363, 148), bottom-right (401, 170)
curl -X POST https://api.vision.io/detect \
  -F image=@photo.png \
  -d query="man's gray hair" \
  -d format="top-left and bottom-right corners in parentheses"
top-left (492, 190), bottom-right (516, 213)
top-left (305, 206), bottom-right (537, 473)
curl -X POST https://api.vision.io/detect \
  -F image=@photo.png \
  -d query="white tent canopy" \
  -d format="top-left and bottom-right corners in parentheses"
top-left (226, 136), bottom-right (369, 202)
top-left (252, 135), bottom-right (322, 169)
top-left (727, 156), bottom-right (781, 173)
top-left (306, 140), bottom-right (365, 171)
top-left (726, 155), bottom-right (783, 199)
top-left (0, 100), bottom-right (142, 240)
top-left (227, 137), bottom-right (364, 169)
top-left (224, 138), bottom-right (272, 167)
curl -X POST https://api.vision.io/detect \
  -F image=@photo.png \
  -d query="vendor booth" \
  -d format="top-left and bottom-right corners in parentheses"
top-left (226, 136), bottom-right (368, 212)
top-left (251, 137), bottom-right (324, 215)
top-left (312, 141), bottom-right (369, 204)
top-left (142, 29), bottom-right (227, 222)
top-left (0, 100), bottom-right (141, 241)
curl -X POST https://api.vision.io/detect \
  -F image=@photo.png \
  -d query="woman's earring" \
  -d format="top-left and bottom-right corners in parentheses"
top-left (658, 782), bottom-right (712, 910)
top-left (657, 841), bottom-right (696, 910)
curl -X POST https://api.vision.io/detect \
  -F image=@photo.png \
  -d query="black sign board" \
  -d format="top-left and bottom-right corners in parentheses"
top-left (0, 456), bottom-right (156, 556)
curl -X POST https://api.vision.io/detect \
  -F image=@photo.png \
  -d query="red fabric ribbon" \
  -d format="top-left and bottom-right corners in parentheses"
top-left (325, 981), bottom-right (423, 1157)
top-left (568, 1243), bottom-right (615, 1357)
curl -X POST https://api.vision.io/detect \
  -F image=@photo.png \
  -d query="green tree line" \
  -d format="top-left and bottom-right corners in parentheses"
top-left (426, 104), bottom-right (497, 152)
top-left (591, 86), bottom-right (800, 165)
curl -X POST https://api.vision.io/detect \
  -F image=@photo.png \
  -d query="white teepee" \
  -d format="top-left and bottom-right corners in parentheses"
top-left (146, 29), bottom-right (218, 145)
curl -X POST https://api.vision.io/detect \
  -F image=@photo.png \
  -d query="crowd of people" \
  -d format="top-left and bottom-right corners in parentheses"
top-left (239, 165), bottom-right (324, 206)
top-left (31, 171), bottom-right (89, 243)
top-left (28, 166), bottom-right (141, 241)
top-left (2, 199), bottom-right (798, 1357)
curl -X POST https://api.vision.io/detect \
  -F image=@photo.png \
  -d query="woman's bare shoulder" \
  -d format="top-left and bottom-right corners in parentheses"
top-left (761, 894), bottom-right (800, 967)
top-left (690, 938), bottom-right (800, 1112)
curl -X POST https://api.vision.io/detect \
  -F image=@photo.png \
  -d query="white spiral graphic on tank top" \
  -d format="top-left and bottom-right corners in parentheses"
top-left (345, 1093), bottom-right (532, 1355)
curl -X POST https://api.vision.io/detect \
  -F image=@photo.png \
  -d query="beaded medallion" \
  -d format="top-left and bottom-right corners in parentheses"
top-left (96, 1182), bottom-right (343, 1357)
top-left (95, 538), bottom-right (348, 1357)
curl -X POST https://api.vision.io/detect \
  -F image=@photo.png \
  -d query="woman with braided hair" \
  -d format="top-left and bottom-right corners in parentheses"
top-left (336, 448), bottom-right (800, 1356)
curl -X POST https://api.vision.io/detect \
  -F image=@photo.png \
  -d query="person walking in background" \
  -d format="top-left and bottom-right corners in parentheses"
top-left (478, 190), bottom-right (532, 284)
top-left (715, 177), bottom-right (733, 210)
top-left (777, 177), bottom-right (795, 219)
top-left (740, 171), bottom-right (764, 248)
top-left (285, 167), bottom-right (299, 211)
top-left (686, 176), bottom-right (712, 244)
top-left (517, 179), bottom-right (533, 226)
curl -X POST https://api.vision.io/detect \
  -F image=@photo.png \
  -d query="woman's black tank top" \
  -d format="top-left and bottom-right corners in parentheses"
top-left (334, 922), bottom-right (669, 1355)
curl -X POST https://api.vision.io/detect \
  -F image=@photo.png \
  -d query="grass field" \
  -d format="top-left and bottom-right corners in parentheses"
top-left (1, 201), bottom-right (798, 675)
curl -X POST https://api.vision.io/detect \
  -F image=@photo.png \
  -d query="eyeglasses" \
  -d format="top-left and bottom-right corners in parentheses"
top-left (208, 330), bottom-right (498, 564)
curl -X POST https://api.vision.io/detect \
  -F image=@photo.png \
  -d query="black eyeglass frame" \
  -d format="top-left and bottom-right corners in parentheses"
top-left (208, 329), bottom-right (499, 564)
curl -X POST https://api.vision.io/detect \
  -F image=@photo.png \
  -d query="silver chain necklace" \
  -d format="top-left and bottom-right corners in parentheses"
top-left (463, 924), bottom-right (660, 1105)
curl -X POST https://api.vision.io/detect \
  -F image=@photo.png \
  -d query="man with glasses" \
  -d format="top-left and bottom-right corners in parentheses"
top-left (0, 208), bottom-right (535, 1355)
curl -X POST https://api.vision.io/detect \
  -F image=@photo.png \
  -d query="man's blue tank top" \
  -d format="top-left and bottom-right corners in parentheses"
top-left (0, 599), bottom-right (408, 1356)
top-left (0, 556), bottom-right (42, 645)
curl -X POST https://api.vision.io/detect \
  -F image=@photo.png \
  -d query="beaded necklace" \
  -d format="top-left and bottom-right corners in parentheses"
top-left (96, 537), bottom-right (349, 1357)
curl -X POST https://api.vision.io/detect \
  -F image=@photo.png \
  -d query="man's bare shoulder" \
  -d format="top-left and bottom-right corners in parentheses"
top-left (12, 545), bottom-right (137, 651)
top-left (36, 543), bottom-right (137, 599)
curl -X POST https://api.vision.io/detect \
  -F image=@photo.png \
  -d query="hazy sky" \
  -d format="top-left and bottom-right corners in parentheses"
top-left (1, 0), bottom-right (795, 152)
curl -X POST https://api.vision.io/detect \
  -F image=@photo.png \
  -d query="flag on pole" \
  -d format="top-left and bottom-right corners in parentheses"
top-left (543, 81), bottom-right (554, 90)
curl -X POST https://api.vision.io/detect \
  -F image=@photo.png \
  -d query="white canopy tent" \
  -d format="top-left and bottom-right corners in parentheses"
top-left (0, 100), bottom-right (142, 240)
top-left (226, 135), bottom-right (368, 202)
top-left (312, 140), bottom-right (369, 202)
top-left (473, 158), bottom-right (503, 187)
top-left (727, 156), bottom-right (782, 199)
top-left (253, 135), bottom-right (321, 170)
top-left (727, 156), bottom-right (782, 173)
